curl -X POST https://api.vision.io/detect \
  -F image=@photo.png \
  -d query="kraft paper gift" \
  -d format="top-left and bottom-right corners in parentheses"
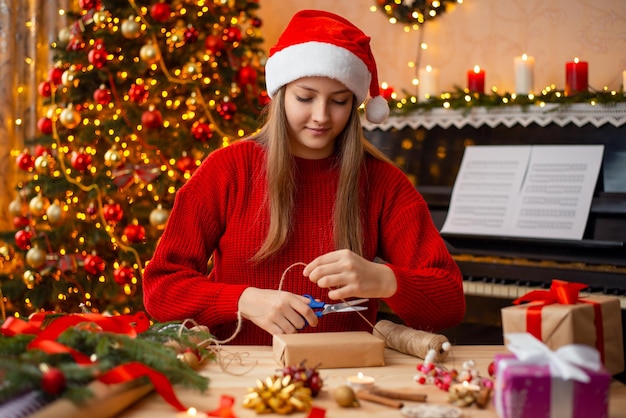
top-left (501, 279), bottom-right (624, 375)
top-left (273, 331), bottom-right (385, 369)
top-left (494, 333), bottom-right (610, 418)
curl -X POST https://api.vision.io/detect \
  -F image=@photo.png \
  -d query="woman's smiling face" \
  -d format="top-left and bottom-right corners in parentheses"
top-left (284, 76), bottom-right (354, 159)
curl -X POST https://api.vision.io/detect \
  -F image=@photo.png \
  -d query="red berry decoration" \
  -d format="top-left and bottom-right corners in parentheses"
top-left (16, 150), bottom-right (34, 171)
top-left (71, 150), bottom-right (92, 172)
top-left (15, 229), bottom-right (33, 250)
top-left (150, 2), bottom-right (171, 22)
top-left (114, 265), bottom-right (134, 285)
top-left (488, 361), bottom-right (496, 377)
top-left (184, 26), bottom-right (199, 43)
top-left (37, 117), bottom-right (53, 135)
top-left (41, 367), bottom-right (66, 395)
top-left (123, 223), bottom-right (146, 244)
top-left (281, 360), bottom-right (324, 397)
top-left (191, 121), bottom-right (212, 142)
top-left (141, 108), bottom-right (163, 130)
top-left (38, 81), bottom-right (52, 97)
top-left (83, 253), bottom-right (105, 275)
top-left (93, 84), bottom-right (112, 105)
top-left (103, 202), bottom-right (124, 223)
top-left (128, 83), bottom-right (149, 104)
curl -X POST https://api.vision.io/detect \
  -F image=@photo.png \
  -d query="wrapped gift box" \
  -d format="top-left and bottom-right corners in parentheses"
top-left (273, 331), bottom-right (385, 369)
top-left (501, 280), bottom-right (624, 375)
top-left (494, 333), bottom-right (611, 418)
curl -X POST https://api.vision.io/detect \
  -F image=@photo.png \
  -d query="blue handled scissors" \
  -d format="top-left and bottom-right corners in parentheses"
top-left (303, 294), bottom-right (369, 317)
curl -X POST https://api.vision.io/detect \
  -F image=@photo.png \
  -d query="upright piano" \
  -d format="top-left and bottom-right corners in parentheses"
top-left (363, 103), bottom-right (626, 378)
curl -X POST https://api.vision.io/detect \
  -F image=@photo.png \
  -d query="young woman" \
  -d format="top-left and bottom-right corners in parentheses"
top-left (143, 9), bottom-right (465, 345)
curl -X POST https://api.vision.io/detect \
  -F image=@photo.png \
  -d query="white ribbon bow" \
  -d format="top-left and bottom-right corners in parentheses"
top-left (504, 332), bottom-right (602, 383)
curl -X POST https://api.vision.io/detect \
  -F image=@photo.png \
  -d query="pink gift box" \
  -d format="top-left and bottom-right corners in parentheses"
top-left (494, 353), bottom-right (610, 418)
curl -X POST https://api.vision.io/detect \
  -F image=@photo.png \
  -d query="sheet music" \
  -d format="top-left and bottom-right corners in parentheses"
top-left (441, 145), bottom-right (604, 240)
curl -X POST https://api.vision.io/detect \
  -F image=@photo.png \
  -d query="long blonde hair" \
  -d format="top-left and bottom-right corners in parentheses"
top-left (250, 87), bottom-right (389, 261)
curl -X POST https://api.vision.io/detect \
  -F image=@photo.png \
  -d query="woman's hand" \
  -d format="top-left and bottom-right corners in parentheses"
top-left (238, 288), bottom-right (319, 335)
top-left (303, 249), bottom-right (397, 300)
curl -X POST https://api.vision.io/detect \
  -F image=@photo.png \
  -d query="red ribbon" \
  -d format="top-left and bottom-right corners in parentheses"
top-left (112, 163), bottom-right (161, 188)
top-left (513, 279), bottom-right (605, 364)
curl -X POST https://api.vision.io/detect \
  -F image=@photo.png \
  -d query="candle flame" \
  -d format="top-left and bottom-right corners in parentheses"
top-left (574, 57), bottom-right (580, 63)
top-left (426, 65), bottom-right (432, 72)
top-left (522, 53), bottom-right (528, 61)
top-left (473, 65), bottom-right (481, 73)
top-left (357, 372), bottom-right (364, 378)
top-left (186, 407), bottom-right (197, 416)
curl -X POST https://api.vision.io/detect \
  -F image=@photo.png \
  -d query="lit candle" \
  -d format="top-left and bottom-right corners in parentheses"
top-left (622, 70), bottom-right (626, 95)
top-left (418, 65), bottom-right (440, 101)
top-left (467, 65), bottom-right (485, 94)
top-left (346, 372), bottom-right (375, 390)
top-left (565, 57), bottom-right (588, 96)
top-left (514, 54), bottom-right (535, 95)
top-left (175, 407), bottom-right (198, 417)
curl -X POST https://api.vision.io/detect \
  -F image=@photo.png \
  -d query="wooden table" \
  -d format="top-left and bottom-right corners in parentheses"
top-left (115, 345), bottom-right (626, 418)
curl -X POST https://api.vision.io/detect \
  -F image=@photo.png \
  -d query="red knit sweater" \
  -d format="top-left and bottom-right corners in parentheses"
top-left (143, 140), bottom-right (465, 345)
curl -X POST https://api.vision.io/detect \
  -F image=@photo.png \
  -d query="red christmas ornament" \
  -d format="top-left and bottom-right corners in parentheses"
top-left (204, 35), bottom-right (225, 54)
top-left (37, 81), bottom-right (52, 97)
top-left (150, 2), bottom-right (171, 22)
top-left (13, 216), bottom-right (30, 229)
top-left (68, 36), bottom-right (86, 51)
top-left (37, 117), bottom-right (53, 135)
top-left (83, 253), bottom-right (105, 275)
top-left (41, 367), bottom-right (66, 395)
top-left (123, 223), bottom-right (146, 244)
top-left (88, 44), bottom-right (108, 68)
top-left (223, 26), bottom-right (242, 43)
top-left (217, 101), bottom-right (237, 121)
top-left (237, 65), bottom-right (257, 86)
top-left (128, 83), bottom-right (149, 104)
top-left (15, 229), bottom-right (33, 250)
top-left (48, 66), bottom-right (64, 85)
top-left (380, 85), bottom-right (395, 100)
top-left (251, 17), bottom-right (263, 28)
top-left (34, 144), bottom-right (52, 157)
top-left (176, 155), bottom-right (196, 173)
top-left (71, 150), bottom-right (92, 172)
top-left (16, 150), bottom-right (34, 171)
top-left (191, 121), bottom-right (212, 142)
top-left (184, 26), bottom-right (199, 43)
top-left (257, 91), bottom-right (271, 107)
top-left (103, 202), bottom-right (124, 223)
top-left (141, 108), bottom-right (163, 129)
top-left (113, 265), bottom-right (134, 285)
top-left (78, 0), bottom-right (99, 10)
top-left (93, 84), bottom-right (112, 104)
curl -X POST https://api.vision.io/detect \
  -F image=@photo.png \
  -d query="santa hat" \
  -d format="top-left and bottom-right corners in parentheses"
top-left (265, 9), bottom-right (389, 124)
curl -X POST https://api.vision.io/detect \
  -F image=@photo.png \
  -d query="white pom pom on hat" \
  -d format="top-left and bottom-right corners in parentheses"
top-left (265, 9), bottom-right (390, 124)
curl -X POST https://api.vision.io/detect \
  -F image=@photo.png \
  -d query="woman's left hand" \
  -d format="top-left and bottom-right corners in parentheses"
top-left (303, 249), bottom-right (397, 300)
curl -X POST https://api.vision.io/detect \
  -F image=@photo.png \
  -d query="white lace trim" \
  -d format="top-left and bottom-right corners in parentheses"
top-left (362, 102), bottom-right (626, 131)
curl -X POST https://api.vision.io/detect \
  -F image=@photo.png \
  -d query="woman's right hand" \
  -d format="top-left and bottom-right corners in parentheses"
top-left (238, 288), bottom-right (319, 335)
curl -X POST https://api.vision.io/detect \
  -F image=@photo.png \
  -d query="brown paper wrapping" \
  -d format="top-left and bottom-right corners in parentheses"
top-left (501, 295), bottom-right (624, 375)
top-left (273, 331), bottom-right (385, 369)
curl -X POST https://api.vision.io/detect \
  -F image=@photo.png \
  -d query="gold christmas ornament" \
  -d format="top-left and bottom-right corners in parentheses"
top-left (92, 10), bottom-right (109, 26)
top-left (149, 205), bottom-right (170, 229)
top-left (60, 104), bottom-right (81, 129)
top-left (29, 194), bottom-right (50, 217)
top-left (61, 67), bottom-right (78, 88)
top-left (177, 351), bottom-right (200, 369)
top-left (46, 202), bottom-right (64, 225)
top-left (58, 27), bottom-right (71, 46)
top-left (140, 42), bottom-right (160, 64)
top-left (23, 270), bottom-right (37, 288)
top-left (104, 146), bottom-right (123, 167)
top-left (35, 153), bottom-right (53, 174)
top-left (26, 246), bottom-right (47, 269)
top-left (8, 197), bottom-right (25, 217)
top-left (121, 16), bottom-right (141, 39)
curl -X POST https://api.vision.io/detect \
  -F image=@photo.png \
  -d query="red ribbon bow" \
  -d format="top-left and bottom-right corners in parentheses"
top-left (513, 279), bottom-right (605, 364)
top-left (112, 163), bottom-right (161, 188)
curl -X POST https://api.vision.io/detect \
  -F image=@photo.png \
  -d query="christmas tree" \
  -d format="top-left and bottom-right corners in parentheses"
top-left (1, 0), bottom-right (267, 317)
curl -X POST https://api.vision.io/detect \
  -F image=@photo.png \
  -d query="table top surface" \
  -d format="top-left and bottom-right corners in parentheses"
top-left (116, 345), bottom-right (626, 418)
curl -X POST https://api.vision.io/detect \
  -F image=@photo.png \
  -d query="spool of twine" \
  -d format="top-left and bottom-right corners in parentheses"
top-left (373, 319), bottom-right (450, 363)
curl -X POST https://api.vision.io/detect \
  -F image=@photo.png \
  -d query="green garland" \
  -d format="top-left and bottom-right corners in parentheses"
top-left (0, 318), bottom-right (213, 406)
top-left (386, 86), bottom-right (626, 116)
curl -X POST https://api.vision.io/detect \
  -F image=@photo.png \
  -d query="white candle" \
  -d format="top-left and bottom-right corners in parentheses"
top-left (514, 54), bottom-right (535, 95)
top-left (622, 70), bottom-right (626, 95)
top-left (346, 372), bottom-right (375, 390)
top-left (418, 65), bottom-right (440, 101)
